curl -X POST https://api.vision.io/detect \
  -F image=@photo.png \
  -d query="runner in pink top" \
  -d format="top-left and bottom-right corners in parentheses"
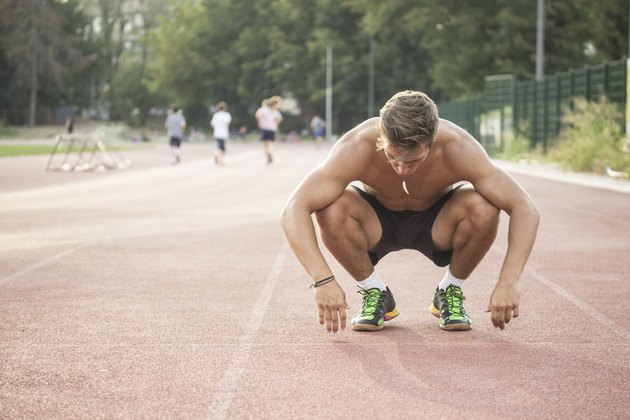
top-left (255, 96), bottom-right (283, 164)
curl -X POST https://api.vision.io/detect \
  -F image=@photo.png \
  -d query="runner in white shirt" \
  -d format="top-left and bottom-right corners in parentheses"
top-left (210, 101), bottom-right (232, 165)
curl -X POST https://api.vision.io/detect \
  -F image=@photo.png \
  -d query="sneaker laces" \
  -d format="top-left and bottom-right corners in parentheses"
top-left (444, 285), bottom-right (466, 317)
top-left (356, 287), bottom-right (382, 316)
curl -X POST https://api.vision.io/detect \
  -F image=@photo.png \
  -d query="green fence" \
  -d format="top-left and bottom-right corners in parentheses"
top-left (439, 57), bottom-right (627, 152)
top-left (437, 97), bottom-right (481, 140)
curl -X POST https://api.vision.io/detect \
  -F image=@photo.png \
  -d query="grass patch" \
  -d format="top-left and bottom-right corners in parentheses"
top-left (0, 145), bottom-right (55, 157)
top-left (0, 143), bottom-right (141, 157)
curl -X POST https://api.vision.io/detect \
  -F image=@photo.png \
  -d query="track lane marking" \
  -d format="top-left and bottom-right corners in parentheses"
top-left (205, 241), bottom-right (289, 420)
top-left (0, 247), bottom-right (84, 286)
top-left (491, 247), bottom-right (629, 340)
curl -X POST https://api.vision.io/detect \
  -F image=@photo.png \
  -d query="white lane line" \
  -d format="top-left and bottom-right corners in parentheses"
top-left (0, 247), bottom-right (83, 286)
top-left (0, 217), bottom-right (277, 283)
top-left (205, 241), bottom-right (289, 420)
top-left (524, 264), bottom-right (629, 339)
top-left (491, 247), bottom-right (629, 340)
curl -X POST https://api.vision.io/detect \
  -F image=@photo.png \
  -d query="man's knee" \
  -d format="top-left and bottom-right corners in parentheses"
top-left (315, 190), bottom-right (363, 234)
top-left (315, 199), bottom-right (345, 233)
top-left (465, 191), bottom-right (500, 232)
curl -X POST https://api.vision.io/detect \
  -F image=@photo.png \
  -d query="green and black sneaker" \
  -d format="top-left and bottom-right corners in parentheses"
top-left (351, 287), bottom-right (399, 331)
top-left (429, 285), bottom-right (472, 331)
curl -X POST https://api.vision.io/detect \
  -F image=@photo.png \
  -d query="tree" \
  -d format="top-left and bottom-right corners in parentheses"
top-left (0, 0), bottom-right (93, 125)
top-left (105, 0), bottom-right (169, 124)
top-left (346, 0), bottom-right (629, 99)
top-left (0, 0), bottom-right (94, 125)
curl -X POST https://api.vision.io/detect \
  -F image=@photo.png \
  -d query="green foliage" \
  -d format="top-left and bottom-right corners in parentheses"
top-left (1, 0), bottom-right (627, 132)
top-left (0, 0), bottom-right (96, 122)
top-left (147, 1), bottom-right (211, 103)
top-left (552, 97), bottom-right (630, 173)
top-left (111, 60), bottom-right (167, 127)
top-left (345, 0), bottom-right (628, 101)
top-left (496, 134), bottom-right (534, 161)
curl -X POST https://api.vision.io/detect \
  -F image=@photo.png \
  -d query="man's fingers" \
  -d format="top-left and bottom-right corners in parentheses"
top-left (512, 306), bottom-right (520, 318)
top-left (330, 308), bottom-right (339, 333)
top-left (318, 306), bottom-right (325, 325)
top-left (324, 307), bottom-right (332, 332)
top-left (491, 307), bottom-right (505, 330)
top-left (490, 304), bottom-right (520, 329)
top-left (496, 315), bottom-right (505, 330)
top-left (491, 313), bottom-right (499, 328)
top-left (322, 305), bottom-right (345, 333)
top-left (339, 307), bottom-right (347, 331)
top-left (329, 305), bottom-right (348, 333)
top-left (502, 304), bottom-right (512, 325)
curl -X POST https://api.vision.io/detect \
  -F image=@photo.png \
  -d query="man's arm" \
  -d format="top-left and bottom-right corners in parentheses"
top-left (446, 130), bottom-right (540, 330)
top-left (280, 131), bottom-right (372, 332)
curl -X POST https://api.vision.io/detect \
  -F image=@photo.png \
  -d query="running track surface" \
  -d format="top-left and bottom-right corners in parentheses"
top-left (1, 141), bottom-right (629, 419)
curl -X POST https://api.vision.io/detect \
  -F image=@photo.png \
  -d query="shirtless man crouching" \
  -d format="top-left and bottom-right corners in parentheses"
top-left (280, 90), bottom-right (539, 333)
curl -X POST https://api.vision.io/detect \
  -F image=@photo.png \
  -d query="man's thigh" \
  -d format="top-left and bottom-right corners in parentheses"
top-left (431, 185), bottom-right (479, 251)
top-left (320, 186), bottom-right (383, 250)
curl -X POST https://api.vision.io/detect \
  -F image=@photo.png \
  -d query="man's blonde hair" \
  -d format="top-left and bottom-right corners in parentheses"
top-left (377, 90), bottom-right (439, 152)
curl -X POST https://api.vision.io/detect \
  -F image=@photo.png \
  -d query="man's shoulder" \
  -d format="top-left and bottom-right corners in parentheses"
top-left (334, 118), bottom-right (379, 152)
top-left (327, 119), bottom-right (380, 174)
top-left (435, 119), bottom-right (480, 152)
top-left (349, 117), bottom-right (380, 141)
top-left (434, 119), bottom-right (494, 179)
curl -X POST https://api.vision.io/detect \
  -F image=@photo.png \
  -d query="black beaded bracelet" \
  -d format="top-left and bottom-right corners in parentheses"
top-left (309, 275), bottom-right (335, 289)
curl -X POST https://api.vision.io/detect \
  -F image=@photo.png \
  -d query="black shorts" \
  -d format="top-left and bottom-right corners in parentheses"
top-left (260, 129), bottom-right (276, 141)
top-left (215, 138), bottom-right (226, 151)
top-left (352, 185), bottom-right (461, 267)
top-left (169, 136), bottom-right (182, 147)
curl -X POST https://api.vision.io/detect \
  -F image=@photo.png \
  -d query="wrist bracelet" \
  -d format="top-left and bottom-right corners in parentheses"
top-left (310, 275), bottom-right (335, 289)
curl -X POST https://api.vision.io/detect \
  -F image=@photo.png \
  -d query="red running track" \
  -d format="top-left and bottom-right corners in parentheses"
top-left (1, 141), bottom-right (629, 419)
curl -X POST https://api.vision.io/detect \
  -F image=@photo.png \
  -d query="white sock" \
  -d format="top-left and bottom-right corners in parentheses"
top-left (357, 271), bottom-right (387, 291)
top-left (438, 268), bottom-right (465, 290)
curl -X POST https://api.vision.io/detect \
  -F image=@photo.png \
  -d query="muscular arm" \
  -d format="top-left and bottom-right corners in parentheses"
top-left (445, 127), bottom-right (540, 328)
top-left (281, 163), bottom-right (348, 282)
top-left (280, 123), bottom-right (376, 331)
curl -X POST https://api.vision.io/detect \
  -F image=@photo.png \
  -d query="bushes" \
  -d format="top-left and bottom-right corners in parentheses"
top-left (495, 129), bottom-right (542, 162)
top-left (553, 97), bottom-right (630, 174)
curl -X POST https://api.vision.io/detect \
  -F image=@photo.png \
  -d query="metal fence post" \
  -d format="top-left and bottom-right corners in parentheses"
top-left (555, 72), bottom-right (562, 138)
